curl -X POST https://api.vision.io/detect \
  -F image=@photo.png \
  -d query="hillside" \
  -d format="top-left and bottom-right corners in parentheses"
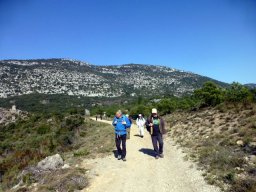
top-left (0, 59), bottom-right (228, 98)
top-left (167, 103), bottom-right (256, 192)
top-left (0, 112), bottom-right (114, 191)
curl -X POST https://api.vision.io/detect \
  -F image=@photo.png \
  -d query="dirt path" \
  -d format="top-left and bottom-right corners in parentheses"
top-left (82, 118), bottom-right (221, 192)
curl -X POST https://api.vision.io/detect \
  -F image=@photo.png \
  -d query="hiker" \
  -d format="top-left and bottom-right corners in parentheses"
top-left (146, 108), bottom-right (167, 159)
top-left (136, 114), bottom-right (146, 138)
top-left (96, 115), bottom-right (98, 121)
top-left (123, 110), bottom-right (132, 139)
top-left (100, 114), bottom-right (102, 120)
top-left (112, 110), bottom-right (131, 161)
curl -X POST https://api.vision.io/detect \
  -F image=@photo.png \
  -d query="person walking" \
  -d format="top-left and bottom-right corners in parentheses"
top-left (112, 110), bottom-right (131, 161)
top-left (136, 114), bottom-right (146, 138)
top-left (146, 108), bottom-right (167, 159)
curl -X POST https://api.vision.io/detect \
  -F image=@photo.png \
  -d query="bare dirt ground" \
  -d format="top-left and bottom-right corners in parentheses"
top-left (81, 119), bottom-right (221, 192)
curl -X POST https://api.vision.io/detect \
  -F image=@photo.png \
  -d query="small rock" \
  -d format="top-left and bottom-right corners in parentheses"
top-left (237, 173), bottom-right (247, 180)
top-left (62, 164), bottom-right (70, 169)
top-left (244, 156), bottom-right (249, 162)
top-left (236, 140), bottom-right (244, 146)
top-left (37, 154), bottom-right (64, 170)
top-left (235, 167), bottom-right (244, 171)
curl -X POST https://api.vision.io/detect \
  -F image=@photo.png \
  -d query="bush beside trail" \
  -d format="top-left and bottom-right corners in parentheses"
top-left (0, 112), bottom-right (114, 191)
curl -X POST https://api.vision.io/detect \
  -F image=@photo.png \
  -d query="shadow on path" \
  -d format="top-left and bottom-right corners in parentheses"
top-left (134, 134), bottom-right (143, 138)
top-left (139, 148), bottom-right (155, 157)
top-left (112, 150), bottom-right (118, 158)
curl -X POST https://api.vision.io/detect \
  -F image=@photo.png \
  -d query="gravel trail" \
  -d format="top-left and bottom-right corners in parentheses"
top-left (81, 119), bottom-right (221, 192)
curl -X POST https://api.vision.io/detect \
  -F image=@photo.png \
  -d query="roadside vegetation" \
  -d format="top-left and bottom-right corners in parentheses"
top-left (0, 111), bottom-right (114, 191)
top-left (165, 82), bottom-right (256, 192)
top-left (168, 103), bottom-right (256, 192)
top-left (92, 81), bottom-right (255, 116)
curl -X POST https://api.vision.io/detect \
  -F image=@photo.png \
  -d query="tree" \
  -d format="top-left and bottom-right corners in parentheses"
top-left (137, 95), bottom-right (144, 105)
top-left (157, 98), bottom-right (177, 115)
top-left (194, 81), bottom-right (224, 106)
top-left (225, 82), bottom-right (252, 103)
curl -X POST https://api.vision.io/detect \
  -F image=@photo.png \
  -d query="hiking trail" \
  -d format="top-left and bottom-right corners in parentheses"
top-left (81, 118), bottom-right (221, 192)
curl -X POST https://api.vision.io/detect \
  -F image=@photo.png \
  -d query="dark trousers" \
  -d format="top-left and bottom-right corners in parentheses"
top-left (115, 134), bottom-right (127, 158)
top-left (151, 134), bottom-right (163, 155)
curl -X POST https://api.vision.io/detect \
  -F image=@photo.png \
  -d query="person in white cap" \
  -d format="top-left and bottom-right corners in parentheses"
top-left (146, 108), bottom-right (167, 159)
top-left (136, 114), bottom-right (146, 138)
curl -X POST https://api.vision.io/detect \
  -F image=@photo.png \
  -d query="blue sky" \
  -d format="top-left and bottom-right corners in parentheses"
top-left (0, 0), bottom-right (255, 84)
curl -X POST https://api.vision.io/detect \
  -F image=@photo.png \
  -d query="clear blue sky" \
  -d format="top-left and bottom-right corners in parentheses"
top-left (0, 0), bottom-right (255, 84)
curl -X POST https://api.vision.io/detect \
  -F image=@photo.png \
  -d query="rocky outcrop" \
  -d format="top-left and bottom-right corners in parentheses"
top-left (13, 154), bottom-right (88, 192)
top-left (37, 154), bottom-right (64, 170)
top-left (0, 106), bottom-right (28, 125)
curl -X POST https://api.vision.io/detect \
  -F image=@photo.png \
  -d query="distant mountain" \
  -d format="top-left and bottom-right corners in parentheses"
top-left (0, 58), bottom-right (228, 98)
top-left (244, 83), bottom-right (256, 89)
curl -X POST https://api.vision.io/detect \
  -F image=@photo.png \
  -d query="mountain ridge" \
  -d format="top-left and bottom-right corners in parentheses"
top-left (244, 83), bottom-right (256, 89)
top-left (0, 58), bottom-right (228, 98)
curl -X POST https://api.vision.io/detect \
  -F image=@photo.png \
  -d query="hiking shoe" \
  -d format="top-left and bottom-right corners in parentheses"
top-left (159, 154), bottom-right (164, 158)
top-left (155, 155), bottom-right (159, 159)
top-left (122, 157), bottom-right (127, 161)
top-left (117, 155), bottom-right (122, 160)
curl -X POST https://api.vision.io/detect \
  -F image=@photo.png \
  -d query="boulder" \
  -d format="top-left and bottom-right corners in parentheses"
top-left (37, 154), bottom-right (64, 171)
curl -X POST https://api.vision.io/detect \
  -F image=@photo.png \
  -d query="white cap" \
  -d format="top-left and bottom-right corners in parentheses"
top-left (152, 108), bottom-right (157, 113)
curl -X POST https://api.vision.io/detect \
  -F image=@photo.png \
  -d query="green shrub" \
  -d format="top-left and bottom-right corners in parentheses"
top-left (37, 124), bottom-right (51, 134)
top-left (223, 172), bottom-right (235, 183)
top-left (226, 82), bottom-right (252, 103)
top-left (194, 81), bottom-right (225, 106)
top-left (73, 149), bottom-right (90, 157)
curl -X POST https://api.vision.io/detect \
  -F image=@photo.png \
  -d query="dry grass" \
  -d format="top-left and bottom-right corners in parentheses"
top-left (25, 168), bottom-right (88, 192)
top-left (168, 103), bottom-right (256, 192)
top-left (1, 117), bottom-right (115, 191)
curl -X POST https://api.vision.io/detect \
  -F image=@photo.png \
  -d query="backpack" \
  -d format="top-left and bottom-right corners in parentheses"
top-left (128, 118), bottom-right (132, 125)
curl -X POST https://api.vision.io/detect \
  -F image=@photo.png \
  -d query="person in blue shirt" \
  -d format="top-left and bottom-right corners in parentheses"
top-left (112, 110), bottom-right (131, 161)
